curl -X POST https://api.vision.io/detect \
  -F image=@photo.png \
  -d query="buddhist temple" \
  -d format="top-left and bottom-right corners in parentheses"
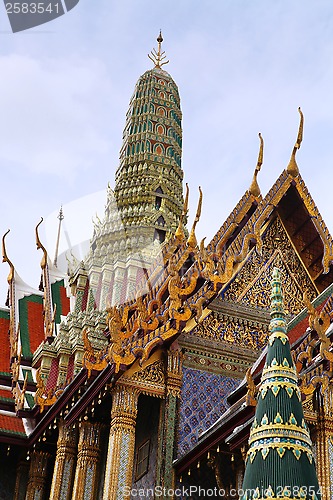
top-left (1, 34), bottom-right (333, 500)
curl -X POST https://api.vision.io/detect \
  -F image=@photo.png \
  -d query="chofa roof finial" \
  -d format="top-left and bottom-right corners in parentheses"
top-left (187, 187), bottom-right (203, 248)
top-left (2, 229), bottom-right (14, 285)
top-left (249, 133), bottom-right (264, 198)
top-left (286, 107), bottom-right (303, 177)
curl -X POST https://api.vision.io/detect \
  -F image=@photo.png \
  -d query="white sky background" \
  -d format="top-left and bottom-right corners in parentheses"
top-left (0, 0), bottom-right (333, 303)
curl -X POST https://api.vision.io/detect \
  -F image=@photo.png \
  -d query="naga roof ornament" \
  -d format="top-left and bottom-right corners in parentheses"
top-left (187, 186), bottom-right (203, 248)
top-left (35, 218), bottom-right (56, 340)
top-left (148, 30), bottom-right (169, 69)
top-left (249, 132), bottom-right (263, 198)
top-left (2, 229), bottom-right (14, 285)
top-left (175, 183), bottom-right (189, 240)
top-left (287, 107), bottom-right (303, 178)
top-left (241, 267), bottom-right (321, 500)
top-left (2, 229), bottom-right (19, 364)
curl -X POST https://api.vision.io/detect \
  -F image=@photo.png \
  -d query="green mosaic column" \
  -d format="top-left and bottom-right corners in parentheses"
top-left (49, 420), bottom-right (78, 500)
top-left (102, 384), bottom-right (139, 500)
top-left (156, 346), bottom-right (183, 495)
top-left (72, 421), bottom-right (104, 500)
top-left (25, 451), bottom-right (51, 500)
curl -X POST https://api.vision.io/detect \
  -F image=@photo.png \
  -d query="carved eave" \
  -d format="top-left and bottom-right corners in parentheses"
top-left (120, 350), bottom-right (165, 398)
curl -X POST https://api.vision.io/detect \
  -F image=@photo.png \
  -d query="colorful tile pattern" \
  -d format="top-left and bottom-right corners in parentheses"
top-left (177, 366), bottom-right (239, 457)
top-left (51, 279), bottom-right (70, 323)
top-left (0, 309), bottom-right (10, 375)
top-left (46, 358), bottom-right (59, 391)
top-left (19, 295), bottom-right (43, 358)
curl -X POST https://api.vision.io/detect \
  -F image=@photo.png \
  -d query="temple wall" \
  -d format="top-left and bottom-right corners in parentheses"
top-left (177, 367), bottom-right (239, 457)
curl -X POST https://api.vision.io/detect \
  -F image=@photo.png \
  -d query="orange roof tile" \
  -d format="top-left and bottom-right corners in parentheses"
top-left (0, 413), bottom-right (25, 435)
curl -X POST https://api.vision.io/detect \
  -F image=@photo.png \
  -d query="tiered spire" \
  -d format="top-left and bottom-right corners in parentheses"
top-left (241, 268), bottom-right (320, 500)
top-left (90, 33), bottom-right (184, 268)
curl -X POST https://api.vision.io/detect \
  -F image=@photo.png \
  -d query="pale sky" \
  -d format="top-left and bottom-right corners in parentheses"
top-left (1, 1), bottom-right (333, 303)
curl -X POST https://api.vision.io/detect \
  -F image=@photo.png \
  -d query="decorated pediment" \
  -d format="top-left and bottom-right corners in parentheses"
top-left (223, 216), bottom-right (317, 315)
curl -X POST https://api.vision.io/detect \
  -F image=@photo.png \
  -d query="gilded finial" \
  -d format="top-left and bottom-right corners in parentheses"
top-left (35, 218), bottom-right (48, 270)
top-left (249, 133), bottom-right (264, 197)
top-left (187, 186), bottom-right (203, 248)
top-left (175, 183), bottom-right (189, 239)
top-left (2, 230), bottom-right (14, 284)
top-left (148, 31), bottom-right (169, 69)
top-left (286, 107), bottom-right (303, 178)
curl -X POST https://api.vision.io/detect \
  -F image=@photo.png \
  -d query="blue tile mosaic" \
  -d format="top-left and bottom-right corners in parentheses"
top-left (177, 366), bottom-right (239, 457)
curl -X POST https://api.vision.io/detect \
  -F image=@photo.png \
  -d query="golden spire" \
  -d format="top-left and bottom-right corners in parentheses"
top-left (175, 183), bottom-right (189, 239)
top-left (286, 107), bottom-right (303, 178)
top-left (148, 31), bottom-right (169, 69)
top-left (249, 133), bottom-right (264, 197)
top-left (2, 229), bottom-right (14, 285)
top-left (53, 206), bottom-right (64, 267)
top-left (187, 187), bottom-right (203, 248)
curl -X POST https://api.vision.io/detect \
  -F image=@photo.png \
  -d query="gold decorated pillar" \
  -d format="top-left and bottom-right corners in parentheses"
top-left (313, 409), bottom-right (333, 500)
top-left (71, 421), bottom-right (104, 500)
top-left (25, 450), bottom-right (51, 500)
top-left (49, 420), bottom-right (78, 500)
top-left (103, 384), bottom-right (140, 500)
top-left (156, 345), bottom-right (183, 494)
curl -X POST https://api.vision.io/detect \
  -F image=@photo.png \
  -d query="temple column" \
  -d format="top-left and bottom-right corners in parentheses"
top-left (156, 345), bottom-right (183, 495)
top-left (87, 271), bottom-right (100, 312)
top-left (25, 450), bottom-right (51, 500)
top-left (103, 384), bottom-right (140, 500)
top-left (100, 267), bottom-right (113, 310)
top-left (112, 266), bottom-right (125, 305)
top-left (49, 420), bottom-right (78, 500)
top-left (71, 421), bottom-right (104, 500)
top-left (314, 410), bottom-right (333, 500)
top-left (72, 270), bottom-right (88, 314)
top-left (13, 459), bottom-right (29, 500)
top-left (57, 351), bottom-right (70, 386)
top-left (126, 264), bottom-right (138, 299)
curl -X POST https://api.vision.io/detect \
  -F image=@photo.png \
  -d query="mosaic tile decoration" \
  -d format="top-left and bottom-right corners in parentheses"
top-left (177, 366), bottom-right (239, 457)
top-left (328, 438), bottom-right (333, 498)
